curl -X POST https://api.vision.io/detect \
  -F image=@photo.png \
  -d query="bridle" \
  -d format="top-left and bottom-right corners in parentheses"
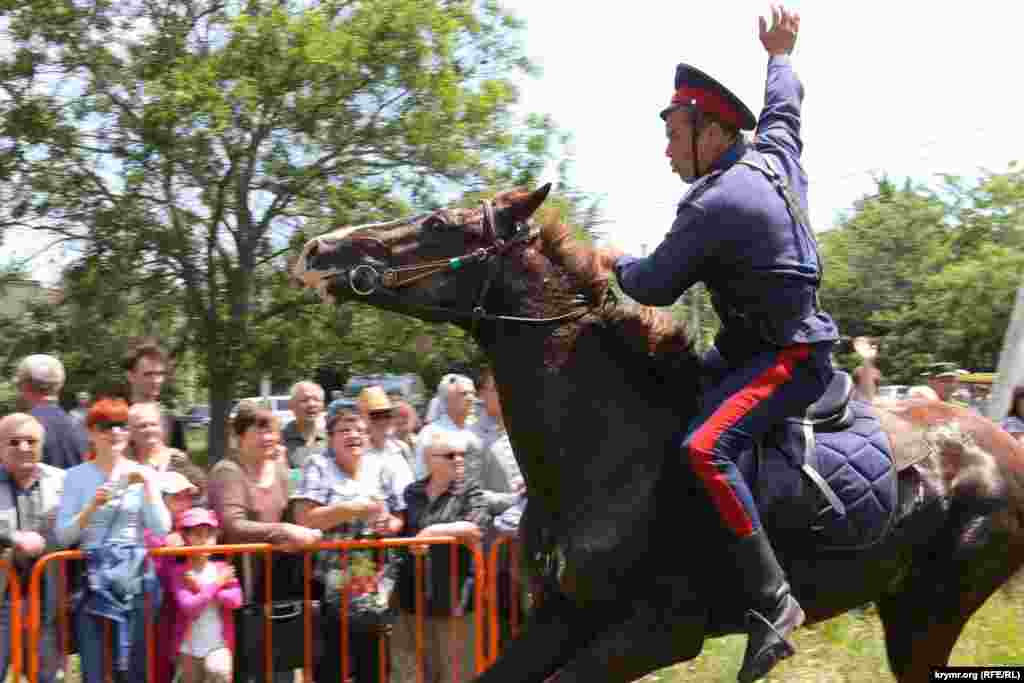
top-left (323, 201), bottom-right (609, 332)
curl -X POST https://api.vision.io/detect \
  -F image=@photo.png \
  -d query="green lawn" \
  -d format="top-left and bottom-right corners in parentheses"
top-left (642, 577), bottom-right (1024, 682)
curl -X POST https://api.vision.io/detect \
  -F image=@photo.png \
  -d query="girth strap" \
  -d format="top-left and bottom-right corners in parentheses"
top-left (798, 421), bottom-right (845, 521)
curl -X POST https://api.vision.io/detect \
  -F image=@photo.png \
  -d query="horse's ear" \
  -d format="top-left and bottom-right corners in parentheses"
top-left (507, 183), bottom-right (551, 223)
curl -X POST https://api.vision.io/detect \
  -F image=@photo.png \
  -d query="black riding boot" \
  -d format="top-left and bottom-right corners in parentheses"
top-left (728, 530), bottom-right (805, 683)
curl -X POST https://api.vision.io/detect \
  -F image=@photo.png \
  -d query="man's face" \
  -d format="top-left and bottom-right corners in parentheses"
top-left (128, 356), bottom-right (166, 402)
top-left (129, 408), bottom-right (164, 450)
top-left (446, 384), bottom-right (474, 421)
top-left (291, 385), bottom-right (324, 425)
top-left (665, 108), bottom-right (697, 181)
top-left (2, 422), bottom-right (43, 482)
top-left (928, 376), bottom-right (957, 401)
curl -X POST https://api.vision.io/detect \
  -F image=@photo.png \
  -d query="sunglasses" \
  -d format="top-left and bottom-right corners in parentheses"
top-left (369, 411), bottom-right (393, 421)
top-left (95, 420), bottom-right (129, 432)
top-left (432, 451), bottom-right (464, 460)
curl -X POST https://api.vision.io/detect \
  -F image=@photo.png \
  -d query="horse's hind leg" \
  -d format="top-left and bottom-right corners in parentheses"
top-left (877, 515), bottom-right (1024, 682)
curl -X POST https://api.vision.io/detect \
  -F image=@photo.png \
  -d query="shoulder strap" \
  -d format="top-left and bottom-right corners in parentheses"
top-left (735, 153), bottom-right (813, 230)
top-left (736, 151), bottom-right (824, 286)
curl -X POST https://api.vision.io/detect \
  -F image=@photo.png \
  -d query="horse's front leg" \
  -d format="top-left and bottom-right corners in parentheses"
top-left (548, 599), bottom-right (709, 683)
top-left (471, 589), bottom-right (605, 683)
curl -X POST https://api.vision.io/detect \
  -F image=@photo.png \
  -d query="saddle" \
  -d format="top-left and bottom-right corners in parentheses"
top-left (743, 371), bottom-right (898, 549)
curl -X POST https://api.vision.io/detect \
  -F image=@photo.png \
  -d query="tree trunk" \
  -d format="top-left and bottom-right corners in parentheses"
top-left (206, 370), bottom-right (237, 464)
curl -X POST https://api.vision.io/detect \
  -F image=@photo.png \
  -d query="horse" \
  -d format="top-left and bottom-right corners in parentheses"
top-left (292, 184), bottom-right (1024, 682)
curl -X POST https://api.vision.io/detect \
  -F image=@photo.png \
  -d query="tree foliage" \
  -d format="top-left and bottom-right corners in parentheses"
top-left (820, 166), bottom-right (1024, 383)
top-left (0, 0), bottom-right (564, 459)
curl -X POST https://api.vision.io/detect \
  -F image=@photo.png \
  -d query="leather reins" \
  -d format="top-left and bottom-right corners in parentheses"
top-left (323, 201), bottom-right (608, 333)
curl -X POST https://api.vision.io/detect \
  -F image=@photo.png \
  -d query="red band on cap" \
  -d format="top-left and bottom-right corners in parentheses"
top-left (669, 86), bottom-right (744, 129)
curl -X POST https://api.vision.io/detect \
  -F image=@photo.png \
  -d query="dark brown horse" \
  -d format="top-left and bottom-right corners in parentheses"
top-left (293, 185), bottom-right (1024, 682)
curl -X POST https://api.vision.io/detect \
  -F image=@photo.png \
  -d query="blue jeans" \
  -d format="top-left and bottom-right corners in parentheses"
top-left (75, 597), bottom-right (149, 683)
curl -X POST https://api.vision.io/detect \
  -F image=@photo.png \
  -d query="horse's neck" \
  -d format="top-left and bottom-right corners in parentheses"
top-left (486, 323), bottom-right (691, 519)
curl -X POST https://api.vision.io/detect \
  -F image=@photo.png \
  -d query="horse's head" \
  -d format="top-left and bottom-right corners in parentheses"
top-left (293, 183), bottom-right (607, 331)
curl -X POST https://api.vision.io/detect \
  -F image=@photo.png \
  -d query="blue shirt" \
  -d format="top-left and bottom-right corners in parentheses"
top-left (56, 462), bottom-right (171, 550)
top-left (30, 402), bottom-right (88, 470)
top-left (615, 55), bottom-right (839, 361)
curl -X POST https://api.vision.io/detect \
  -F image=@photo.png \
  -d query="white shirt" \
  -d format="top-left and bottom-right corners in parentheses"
top-left (179, 562), bottom-right (225, 657)
top-left (365, 438), bottom-right (415, 501)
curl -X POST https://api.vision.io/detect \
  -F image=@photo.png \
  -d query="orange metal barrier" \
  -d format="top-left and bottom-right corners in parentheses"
top-left (485, 536), bottom-right (528, 667)
top-left (0, 559), bottom-right (24, 681)
top-left (25, 537), bottom-right (487, 683)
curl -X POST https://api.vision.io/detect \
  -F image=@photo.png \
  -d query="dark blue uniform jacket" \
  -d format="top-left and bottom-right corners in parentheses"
top-left (615, 55), bottom-right (839, 363)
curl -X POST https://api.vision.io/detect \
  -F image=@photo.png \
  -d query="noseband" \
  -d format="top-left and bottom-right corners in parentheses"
top-left (329, 201), bottom-right (606, 331)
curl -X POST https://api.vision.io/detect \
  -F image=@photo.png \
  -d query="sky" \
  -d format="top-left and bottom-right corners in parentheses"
top-left (509, 0), bottom-right (1024, 255)
top-left (5, 1), bottom-right (1024, 277)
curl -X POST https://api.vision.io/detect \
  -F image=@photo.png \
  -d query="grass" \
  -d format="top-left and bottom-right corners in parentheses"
top-left (641, 576), bottom-right (1024, 682)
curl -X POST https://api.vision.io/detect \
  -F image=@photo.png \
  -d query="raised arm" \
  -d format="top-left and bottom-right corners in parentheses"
top-left (756, 5), bottom-right (804, 160)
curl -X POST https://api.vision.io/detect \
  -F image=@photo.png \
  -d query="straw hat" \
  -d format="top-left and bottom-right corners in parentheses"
top-left (358, 386), bottom-right (392, 413)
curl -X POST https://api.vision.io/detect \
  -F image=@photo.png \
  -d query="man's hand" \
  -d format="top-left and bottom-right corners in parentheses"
top-left (218, 565), bottom-right (237, 587)
top-left (598, 245), bottom-right (626, 271)
top-left (12, 531), bottom-right (46, 558)
top-left (164, 531), bottom-right (185, 548)
top-left (759, 5), bottom-right (800, 56)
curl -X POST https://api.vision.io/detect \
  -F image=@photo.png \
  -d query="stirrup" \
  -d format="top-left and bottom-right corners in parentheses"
top-left (737, 595), bottom-right (804, 683)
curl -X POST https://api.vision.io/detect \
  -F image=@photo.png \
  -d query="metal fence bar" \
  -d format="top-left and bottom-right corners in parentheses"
top-left (25, 537), bottom-right (481, 683)
top-left (0, 560), bottom-right (23, 681)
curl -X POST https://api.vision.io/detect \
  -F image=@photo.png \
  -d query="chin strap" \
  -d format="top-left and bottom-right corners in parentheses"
top-left (690, 109), bottom-right (702, 180)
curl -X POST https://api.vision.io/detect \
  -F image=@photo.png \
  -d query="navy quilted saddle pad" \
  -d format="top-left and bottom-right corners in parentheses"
top-left (741, 400), bottom-right (898, 549)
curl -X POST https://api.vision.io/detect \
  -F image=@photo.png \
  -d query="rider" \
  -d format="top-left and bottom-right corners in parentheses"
top-left (600, 7), bottom-right (839, 682)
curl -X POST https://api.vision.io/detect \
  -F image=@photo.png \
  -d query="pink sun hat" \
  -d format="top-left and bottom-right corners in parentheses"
top-left (178, 507), bottom-right (219, 530)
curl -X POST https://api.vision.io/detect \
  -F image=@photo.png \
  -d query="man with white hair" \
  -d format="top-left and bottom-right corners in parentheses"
top-left (281, 380), bottom-right (327, 469)
top-left (0, 413), bottom-right (65, 683)
top-left (414, 375), bottom-right (482, 479)
top-left (15, 354), bottom-right (88, 470)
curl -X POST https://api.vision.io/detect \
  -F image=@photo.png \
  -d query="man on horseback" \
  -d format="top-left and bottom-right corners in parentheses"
top-left (601, 6), bottom-right (839, 682)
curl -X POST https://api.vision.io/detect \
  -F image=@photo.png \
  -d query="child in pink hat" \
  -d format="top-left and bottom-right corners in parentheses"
top-left (149, 471), bottom-right (201, 683)
top-left (170, 508), bottom-right (242, 683)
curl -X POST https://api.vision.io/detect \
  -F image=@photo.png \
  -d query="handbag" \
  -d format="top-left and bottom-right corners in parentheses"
top-left (233, 458), bottom-right (323, 676)
top-left (234, 599), bottom-right (323, 676)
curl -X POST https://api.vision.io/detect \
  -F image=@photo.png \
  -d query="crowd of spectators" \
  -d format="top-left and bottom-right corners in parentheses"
top-left (0, 344), bottom-right (525, 683)
top-left (3, 335), bottom-right (1021, 682)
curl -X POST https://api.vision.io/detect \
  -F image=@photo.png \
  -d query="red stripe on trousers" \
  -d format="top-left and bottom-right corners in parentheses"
top-left (688, 344), bottom-right (813, 537)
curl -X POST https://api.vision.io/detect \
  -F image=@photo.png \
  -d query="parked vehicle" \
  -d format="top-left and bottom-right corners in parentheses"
top-left (182, 404), bottom-right (211, 430)
top-left (877, 385), bottom-right (909, 401)
top-left (343, 373), bottom-right (427, 414)
top-left (229, 395), bottom-right (295, 426)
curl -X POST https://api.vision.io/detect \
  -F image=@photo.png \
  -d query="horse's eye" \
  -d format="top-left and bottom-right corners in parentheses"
top-left (423, 215), bottom-right (447, 232)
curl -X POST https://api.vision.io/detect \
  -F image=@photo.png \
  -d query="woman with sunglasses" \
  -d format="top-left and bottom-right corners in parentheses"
top-left (56, 397), bottom-right (172, 683)
top-left (393, 432), bottom-right (490, 683)
top-left (292, 407), bottom-right (404, 683)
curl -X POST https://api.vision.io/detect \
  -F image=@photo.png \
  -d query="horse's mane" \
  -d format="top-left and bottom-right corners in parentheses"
top-left (536, 217), bottom-right (701, 381)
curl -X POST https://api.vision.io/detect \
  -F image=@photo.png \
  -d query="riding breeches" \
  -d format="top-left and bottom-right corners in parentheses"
top-left (683, 342), bottom-right (834, 538)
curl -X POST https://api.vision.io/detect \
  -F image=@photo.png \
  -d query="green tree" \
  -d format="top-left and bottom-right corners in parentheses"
top-left (0, 0), bottom-right (562, 460)
top-left (821, 167), bottom-right (1024, 383)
